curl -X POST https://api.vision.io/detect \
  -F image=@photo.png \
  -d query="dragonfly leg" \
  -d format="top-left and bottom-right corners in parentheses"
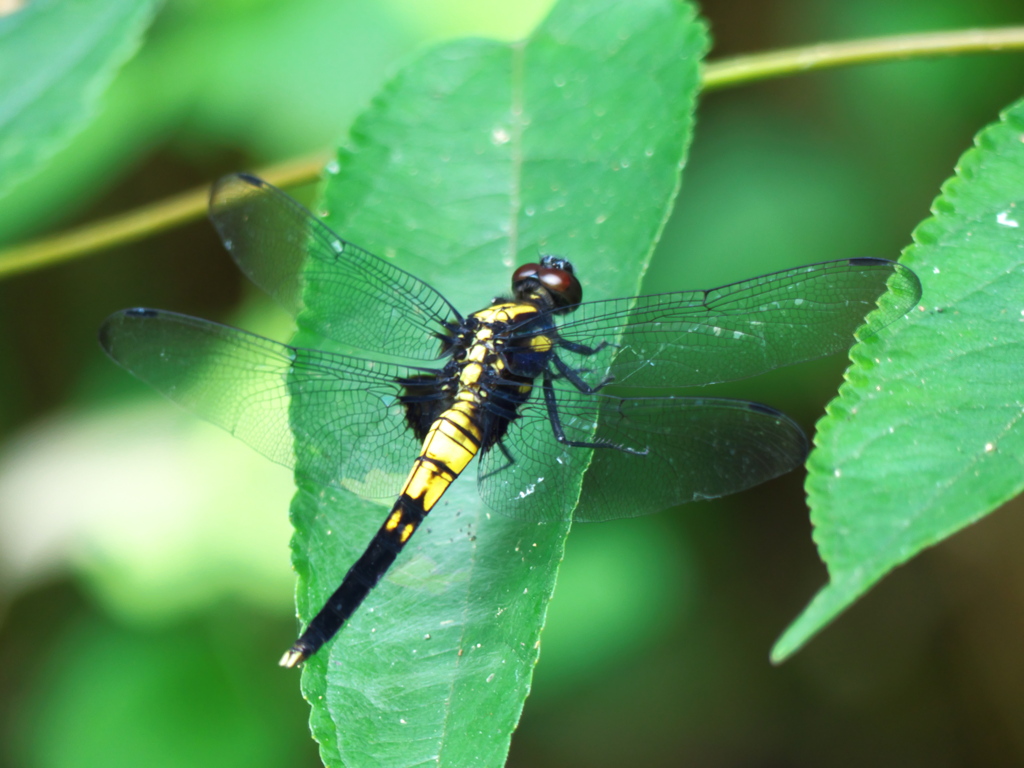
top-left (542, 375), bottom-right (647, 456)
top-left (478, 438), bottom-right (517, 481)
top-left (552, 354), bottom-right (614, 393)
top-left (557, 337), bottom-right (612, 356)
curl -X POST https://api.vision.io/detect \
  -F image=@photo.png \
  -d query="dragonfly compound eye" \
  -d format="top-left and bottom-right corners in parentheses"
top-left (538, 266), bottom-right (582, 308)
top-left (512, 263), bottom-right (542, 284)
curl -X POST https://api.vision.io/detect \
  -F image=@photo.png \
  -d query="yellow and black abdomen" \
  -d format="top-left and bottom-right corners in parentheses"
top-left (400, 397), bottom-right (483, 512)
top-left (280, 299), bottom-right (559, 667)
top-left (281, 394), bottom-right (489, 667)
top-left (281, 306), bottom-right (534, 667)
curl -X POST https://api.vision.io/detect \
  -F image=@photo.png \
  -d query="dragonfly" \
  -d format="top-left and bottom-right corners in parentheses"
top-left (99, 173), bottom-right (921, 667)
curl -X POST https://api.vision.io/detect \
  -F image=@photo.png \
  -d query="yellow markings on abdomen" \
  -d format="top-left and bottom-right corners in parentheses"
top-left (401, 399), bottom-right (484, 513)
top-left (381, 507), bottom-right (418, 545)
top-left (396, 303), bottom-right (537, 517)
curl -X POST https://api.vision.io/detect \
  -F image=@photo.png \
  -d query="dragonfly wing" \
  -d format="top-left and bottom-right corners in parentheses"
top-left (572, 396), bottom-right (807, 521)
top-left (478, 385), bottom-right (808, 522)
top-left (99, 308), bottom-right (437, 499)
top-left (524, 258), bottom-right (921, 389)
top-left (209, 174), bottom-right (460, 359)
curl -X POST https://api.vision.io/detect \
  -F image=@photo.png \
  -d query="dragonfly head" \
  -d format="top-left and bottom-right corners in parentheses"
top-left (511, 255), bottom-right (582, 313)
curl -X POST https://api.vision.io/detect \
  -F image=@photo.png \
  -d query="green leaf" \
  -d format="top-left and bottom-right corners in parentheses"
top-left (0, 0), bottom-right (159, 201)
top-left (288, 0), bottom-right (708, 764)
top-left (773, 97), bottom-right (1024, 663)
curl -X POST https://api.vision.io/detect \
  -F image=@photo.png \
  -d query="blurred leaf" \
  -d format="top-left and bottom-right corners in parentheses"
top-left (653, 106), bottom-right (881, 291)
top-left (0, 0), bottom-right (549, 246)
top-left (773, 96), bottom-right (1024, 662)
top-left (288, 0), bottom-right (708, 764)
top-left (181, 0), bottom-right (415, 159)
top-left (531, 517), bottom-right (692, 690)
top-left (0, 401), bottom-right (296, 622)
top-left (384, 0), bottom-right (554, 41)
top-left (8, 611), bottom-right (317, 768)
top-left (0, 0), bottom-right (159, 201)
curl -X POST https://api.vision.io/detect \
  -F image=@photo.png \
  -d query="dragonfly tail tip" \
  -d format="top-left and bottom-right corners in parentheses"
top-left (279, 648), bottom-right (307, 668)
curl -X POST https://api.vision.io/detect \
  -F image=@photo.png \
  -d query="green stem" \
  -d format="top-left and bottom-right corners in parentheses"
top-left (703, 27), bottom-right (1024, 89)
top-left (0, 153), bottom-right (329, 279)
top-left (2, 26), bottom-right (1024, 280)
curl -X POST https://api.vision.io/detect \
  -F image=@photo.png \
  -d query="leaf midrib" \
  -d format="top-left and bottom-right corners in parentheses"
top-left (437, 36), bottom-right (529, 764)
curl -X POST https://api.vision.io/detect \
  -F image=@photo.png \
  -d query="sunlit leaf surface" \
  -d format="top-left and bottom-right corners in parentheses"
top-left (288, 0), bottom-right (707, 764)
top-left (0, 0), bottom-right (158, 200)
top-left (774, 96), bottom-right (1024, 663)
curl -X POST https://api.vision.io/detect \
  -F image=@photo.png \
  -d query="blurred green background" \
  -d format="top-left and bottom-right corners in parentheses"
top-left (2, 1), bottom-right (1024, 766)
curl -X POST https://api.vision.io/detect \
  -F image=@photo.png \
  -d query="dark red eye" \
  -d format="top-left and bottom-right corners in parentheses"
top-left (512, 258), bottom-right (582, 310)
top-left (538, 268), bottom-right (573, 293)
top-left (512, 263), bottom-right (541, 283)
top-left (538, 266), bottom-right (582, 306)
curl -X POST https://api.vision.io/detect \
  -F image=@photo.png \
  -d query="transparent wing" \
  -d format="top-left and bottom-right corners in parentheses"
top-left (478, 386), bottom-right (808, 522)
top-left (98, 308), bottom-right (442, 499)
top-left (208, 174), bottom-right (460, 360)
top-left (510, 258), bottom-right (921, 389)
